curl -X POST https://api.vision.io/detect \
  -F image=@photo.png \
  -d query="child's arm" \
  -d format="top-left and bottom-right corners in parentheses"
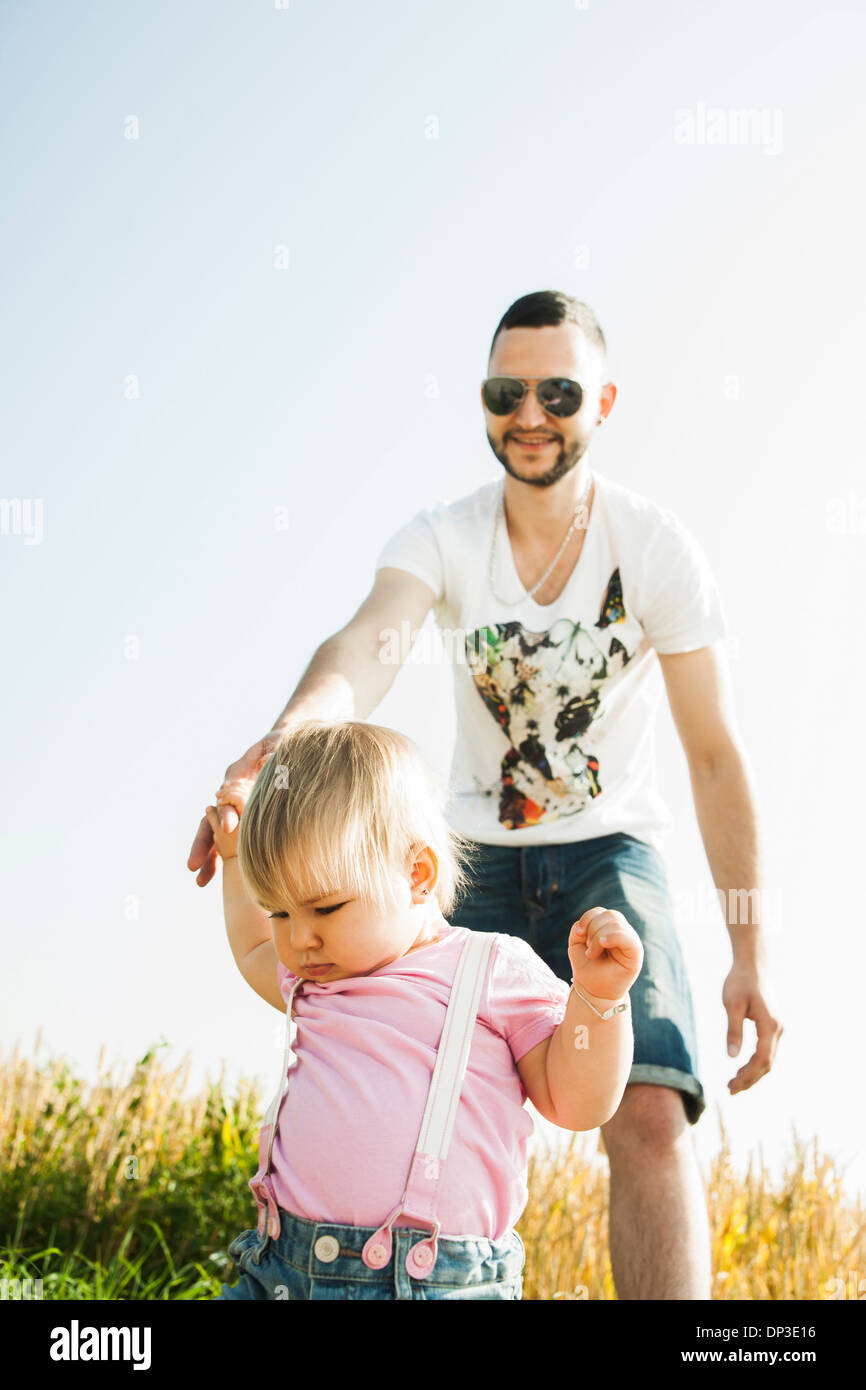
top-left (205, 804), bottom-right (285, 1014)
top-left (517, 908), bottom-right (643, 1131)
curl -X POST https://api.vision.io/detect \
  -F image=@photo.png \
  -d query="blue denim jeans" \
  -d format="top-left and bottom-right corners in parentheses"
top-left (215, 1208), bottom-right (525, 1300)
top-left (446, 832), bottom-right (705, 1125)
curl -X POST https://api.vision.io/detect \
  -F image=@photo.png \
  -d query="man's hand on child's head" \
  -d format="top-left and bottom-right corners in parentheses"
top-left (567, 908), bottom-right (644, 1000)
top-left (205, 802), bottom-right (241, 861)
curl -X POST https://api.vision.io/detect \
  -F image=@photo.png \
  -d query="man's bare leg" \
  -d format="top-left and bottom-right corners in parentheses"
top-left (599, 1082), bottom-right (712, 1300)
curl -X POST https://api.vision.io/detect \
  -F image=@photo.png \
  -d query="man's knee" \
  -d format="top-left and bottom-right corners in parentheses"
top-left (599, 1082), bottom-right (690, 1162)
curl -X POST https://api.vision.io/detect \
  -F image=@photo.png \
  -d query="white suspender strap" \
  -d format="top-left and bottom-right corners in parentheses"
top-left (414, 929), bottom-right (498, 1162)
top-left (264, 976), bottom-right (303, 1165)
top-left (361, 929), bottom-right (500, 1279)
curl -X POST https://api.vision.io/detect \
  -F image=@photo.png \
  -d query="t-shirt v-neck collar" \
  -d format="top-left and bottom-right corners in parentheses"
top-left (493, 472), bottom-right (603, 615)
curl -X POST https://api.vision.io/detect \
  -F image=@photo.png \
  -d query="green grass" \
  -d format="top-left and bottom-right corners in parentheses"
top-left (0, 1222), bottom-right (222, 1300)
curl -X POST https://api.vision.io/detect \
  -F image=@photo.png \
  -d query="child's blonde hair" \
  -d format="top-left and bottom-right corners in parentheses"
top-left (238, 719), bottom-right (479, 917)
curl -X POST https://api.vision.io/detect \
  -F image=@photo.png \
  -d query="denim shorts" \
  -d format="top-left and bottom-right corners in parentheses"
top-left (445, 832), bottom-right (705, 1125)
top-left (215, 1208), bottom-right (525, 1300)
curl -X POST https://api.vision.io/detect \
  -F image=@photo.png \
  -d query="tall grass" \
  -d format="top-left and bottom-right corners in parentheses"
top-left (1, 1034), bottom-right (863, 1300)
top-left (519, 1119), bottom-right (866, 1300)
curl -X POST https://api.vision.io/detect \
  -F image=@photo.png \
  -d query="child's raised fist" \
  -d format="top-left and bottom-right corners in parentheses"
top-left (567, 907), bottom-right (644, 1002)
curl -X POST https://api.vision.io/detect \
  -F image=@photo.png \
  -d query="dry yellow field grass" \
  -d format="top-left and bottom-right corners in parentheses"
top-left (519, 1119), bottom-right (866, 1300)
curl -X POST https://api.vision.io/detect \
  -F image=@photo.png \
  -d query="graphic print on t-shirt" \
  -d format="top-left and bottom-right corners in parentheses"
top-left (465, 569), bottom-right (633, 830)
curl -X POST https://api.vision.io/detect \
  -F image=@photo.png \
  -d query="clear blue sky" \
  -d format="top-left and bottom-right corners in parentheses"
top-left (2, 0), bottom-right (865, 1207)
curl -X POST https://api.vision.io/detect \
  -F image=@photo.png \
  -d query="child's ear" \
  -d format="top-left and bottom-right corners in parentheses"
top-left (408, 843), bottom-right (439, 900)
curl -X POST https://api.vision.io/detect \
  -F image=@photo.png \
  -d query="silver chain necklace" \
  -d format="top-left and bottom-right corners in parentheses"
top-left (488, 475), bottom-right (593, 606)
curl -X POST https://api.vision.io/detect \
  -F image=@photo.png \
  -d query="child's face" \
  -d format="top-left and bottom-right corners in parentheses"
top-left (258, 866), bottom-right (437, 983)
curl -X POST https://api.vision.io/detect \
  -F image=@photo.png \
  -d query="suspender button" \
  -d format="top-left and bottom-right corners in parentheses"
top-left (406, 1240), bottom-right (437, 1277)
top-left (313, 1235), bottom-right (340, 1263)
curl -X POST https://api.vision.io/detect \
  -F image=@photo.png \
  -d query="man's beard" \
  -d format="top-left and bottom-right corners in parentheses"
top-left (486, 431), bottom-right (586, 488)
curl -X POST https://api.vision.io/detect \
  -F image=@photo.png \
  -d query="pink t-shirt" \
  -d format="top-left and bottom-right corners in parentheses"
top-left (267, 922), bottom-right (570, 1240)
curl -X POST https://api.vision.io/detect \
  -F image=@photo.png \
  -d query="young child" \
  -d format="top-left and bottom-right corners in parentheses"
top-left (207, 718), bottom-right (643, 1301)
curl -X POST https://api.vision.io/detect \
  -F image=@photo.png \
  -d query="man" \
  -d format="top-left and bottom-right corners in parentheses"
top-left (188, 289), bottom-right (783, 1300)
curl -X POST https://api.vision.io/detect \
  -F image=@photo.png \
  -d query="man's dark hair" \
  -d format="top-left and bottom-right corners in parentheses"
top-left (489, 290), bottom-right (606, 368)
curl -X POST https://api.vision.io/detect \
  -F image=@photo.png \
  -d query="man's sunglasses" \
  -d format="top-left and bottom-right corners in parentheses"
top-left (481, 375), bottom-right (584, 418)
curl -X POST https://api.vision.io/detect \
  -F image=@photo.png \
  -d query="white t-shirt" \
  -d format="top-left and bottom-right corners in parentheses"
top-left (374, 469), bottom-right (729, 853)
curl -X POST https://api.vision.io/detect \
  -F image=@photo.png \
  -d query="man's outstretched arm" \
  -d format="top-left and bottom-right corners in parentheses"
top-left (657, 641), bottom-right (784, 1095)
top-left (187, 566), bottom-right (437, 886)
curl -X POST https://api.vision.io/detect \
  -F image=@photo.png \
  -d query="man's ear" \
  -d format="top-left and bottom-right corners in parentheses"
top-left (598, 380), bottom-right (617, 422)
